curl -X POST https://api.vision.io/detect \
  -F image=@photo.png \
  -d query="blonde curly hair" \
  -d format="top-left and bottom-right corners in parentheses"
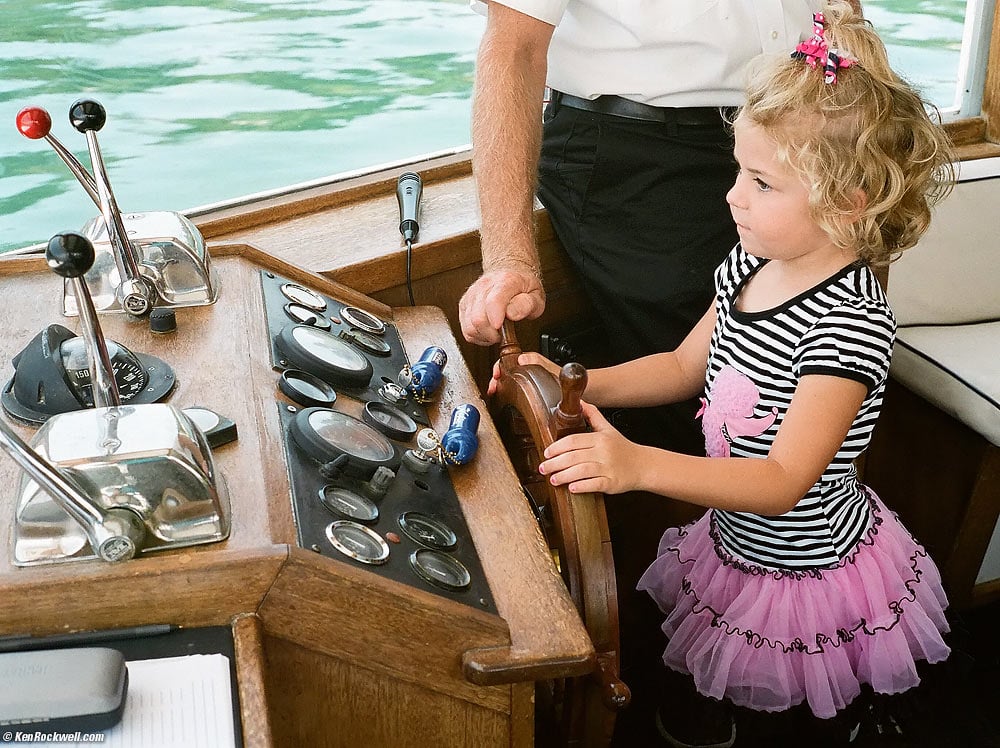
top-left (736, 1), bottom-right (955, 266)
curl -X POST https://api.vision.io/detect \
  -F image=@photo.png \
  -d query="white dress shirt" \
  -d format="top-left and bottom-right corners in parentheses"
top-left (472, 0), bottom-right (824, 106)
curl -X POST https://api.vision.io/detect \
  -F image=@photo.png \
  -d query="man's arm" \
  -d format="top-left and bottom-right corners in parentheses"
top-left (459, 3), bottom-right (553, 345)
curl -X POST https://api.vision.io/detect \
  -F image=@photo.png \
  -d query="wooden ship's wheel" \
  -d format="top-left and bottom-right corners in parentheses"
top-left (491, 322), bottom-right (630, 748)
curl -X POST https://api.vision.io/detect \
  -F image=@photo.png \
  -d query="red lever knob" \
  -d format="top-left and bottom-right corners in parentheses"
top-left (16, 106), bottom-right (52, 140)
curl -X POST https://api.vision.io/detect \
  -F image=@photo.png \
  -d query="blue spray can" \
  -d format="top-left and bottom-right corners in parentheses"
top-left (440, 403), bottom-right (480, 465)
top-left (404, 346), bottom-right (447, 402)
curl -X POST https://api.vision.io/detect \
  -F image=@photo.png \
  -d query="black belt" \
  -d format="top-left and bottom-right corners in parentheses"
top-left (550, 90), bottom-right (724, 126)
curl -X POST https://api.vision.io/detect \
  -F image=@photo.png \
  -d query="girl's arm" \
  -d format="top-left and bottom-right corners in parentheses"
top-left (584, 304), bottom-right (716, 407)
top-left (490, 303), bottom-right (717, 405)
top-left (540, 373), bottom-right (868, 516)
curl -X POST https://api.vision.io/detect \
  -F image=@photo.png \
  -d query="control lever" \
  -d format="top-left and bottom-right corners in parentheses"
top-left (15, 101), bottom-right (219, 318)
top-left (47, 232), bottom-right (121, 408)
top-left (6, 232), bottom-right (230, 566)
top-left (397, 171), bottom-right (422, 305)
top-left (69, 99), bottom-right (153, 317)
top-left (0, 233), bottom-right (147, 561)
top-left (16, 106), bottom-right (100, 206)
top-left (0, 421), bottom-right (145, 563)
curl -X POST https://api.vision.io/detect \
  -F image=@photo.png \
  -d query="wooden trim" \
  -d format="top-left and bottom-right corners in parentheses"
top-left (195, 151), bottom-right (473, 240)
top-left (232, 613), bottom-right (276, 748)
top-left (944, 445), bottom-right (1000, 608)
top-left (984, 0), bottom-right (1000, 142)
top-left (257, 549), bottom-right (514, 713)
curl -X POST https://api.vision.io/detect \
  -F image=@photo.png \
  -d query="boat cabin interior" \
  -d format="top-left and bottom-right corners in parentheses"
top-left (2, 8), bottom-right (1000, 748)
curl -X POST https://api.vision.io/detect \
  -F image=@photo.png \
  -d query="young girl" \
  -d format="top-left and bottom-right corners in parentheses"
top-left (495, 3), bottom-right (956, 743)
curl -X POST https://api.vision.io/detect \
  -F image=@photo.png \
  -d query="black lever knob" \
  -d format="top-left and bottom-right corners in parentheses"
top-left (69, 98), bottom-right (107, 133)
top-left (45, 231), bottom-right (120, 408)
top-left (46, 231), bottom-right (95, 279)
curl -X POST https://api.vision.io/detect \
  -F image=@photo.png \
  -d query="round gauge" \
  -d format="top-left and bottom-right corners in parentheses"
top-left (340, 306), bottom-right (386, 335)
top-left (289, 407), bottom-right (400, 479)
top-left (363, 401), bottom-right (417, 441)
top-left (284, 302), bottom-right (331, 329)
top-left (280, 283), bottom-right (327, 311)
top-left (279, 369), bottom-right (337, 407)
top-left (410, 549), bottom-right (471, 591)
top-left (340, 328), bottom-right (391, 357)
top-left (59, 337), bottom-right (149, 404)
top-left (276, 324), bottom-right (373, 388)
top-left (398, 511), bottom-right (457, 550)
top-left (325, 521), bottom-right (389, 565)
top-left (319, 486), bottom-right (379, 524)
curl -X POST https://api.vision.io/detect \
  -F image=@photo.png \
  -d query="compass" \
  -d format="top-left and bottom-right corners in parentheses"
top-left (1, 323), bottom-right (175, 424)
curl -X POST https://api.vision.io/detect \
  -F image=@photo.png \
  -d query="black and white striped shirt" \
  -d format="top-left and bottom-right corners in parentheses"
top-left (703, 245), bottom-right (895, 569)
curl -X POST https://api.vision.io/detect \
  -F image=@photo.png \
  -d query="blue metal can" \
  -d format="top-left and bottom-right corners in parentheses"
top-left (441, 403), bottom-right (480, 465)
top-left (406, 346), bottom-right (448, 402)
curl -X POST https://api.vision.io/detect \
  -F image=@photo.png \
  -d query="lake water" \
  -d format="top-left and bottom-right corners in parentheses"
top-left (0, 0), bottom-right (968, 253)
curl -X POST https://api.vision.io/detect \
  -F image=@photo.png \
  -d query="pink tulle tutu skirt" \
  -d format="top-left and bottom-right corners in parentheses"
top-left (636, 491), bottom-right (950, 719)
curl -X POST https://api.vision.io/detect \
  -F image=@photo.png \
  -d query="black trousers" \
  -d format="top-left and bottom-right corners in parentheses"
top-left (537, 100), bottom-right (739, 455)
top-left (537, 101), bottom-right (740, 743)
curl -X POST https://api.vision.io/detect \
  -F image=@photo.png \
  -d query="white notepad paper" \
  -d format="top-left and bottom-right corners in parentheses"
top-left (33, 653), bottom-right (236, 748)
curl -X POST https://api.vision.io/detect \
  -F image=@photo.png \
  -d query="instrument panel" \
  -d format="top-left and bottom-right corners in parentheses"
top-left (260, 271), bottom-right (495, 613)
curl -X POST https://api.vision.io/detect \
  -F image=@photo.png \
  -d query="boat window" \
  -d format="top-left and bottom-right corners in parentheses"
top-left (2, 1), bottom-right (995, 255)
top-left (867, 0), bottom-right (990, 119)
top-left (2, 1), bottom-right (482, 254)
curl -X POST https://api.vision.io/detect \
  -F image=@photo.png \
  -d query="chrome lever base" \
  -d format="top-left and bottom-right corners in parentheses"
top-left (62, 211), bottom-right (219, 316)
top-left (11, 403), bottom-right (231, 566)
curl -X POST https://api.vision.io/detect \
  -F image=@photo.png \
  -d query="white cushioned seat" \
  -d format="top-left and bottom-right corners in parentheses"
top-left (892, 322), bottom-right (1000, 447)
top-left (888, 156), bottom-right (1000, 448)
top-left (882, 157), bottom-right (1000, 595)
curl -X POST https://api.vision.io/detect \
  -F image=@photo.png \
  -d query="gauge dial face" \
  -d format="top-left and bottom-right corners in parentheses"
top-left (306, 409), bottom-right (395, 462)
top-left (398, 511), bottom-right (457, 550)
top-left (289, 407), bottom-right (400, 480)
top-left (284, 302), bottom-right (331, 329)
top-left (60, 338), bottom-right (149, 406)
top-left (363, 401), bottom-right (417, 441)
top-left (319, 486), bottom-right (379, 523)
top-left (325, 520), bottom-right (389, 564)
top-left (340, 306), bottom-right (386, 335)
top-left (280, 283), bottom-right (327, 311)
top-left (277, 324), bottom-right (373, 388)
top-left (341, 328), bottom-right (391, 357)
top-left (279, 369), bottom-right (337, 407)
top-left (410, 549), bottom-right (471, 591)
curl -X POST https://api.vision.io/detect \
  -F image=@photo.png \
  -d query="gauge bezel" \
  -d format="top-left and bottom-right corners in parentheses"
top-left (279, 369), bottom-right (338, 408)
top-left (318, 485), bottom-right (379, 524)
top-left (340, 306), bottom-right (386, 335)
top-left (362, 400), bottom-right (417, 441)
top-left (340, 328), bottom-right (391, 357)
top-left (409, 549), bottom-right (472, 591)
top-left (398, 511), bottom-right (458, 551)
top-left (325, 520), bottom-right (389, 565)
top-left (280, 282), bottom-right (327, 311)
top-left (289, 407), bottom-right (400, 479)
top-left (283, 302), bottom-right (331, 329)
top-left (276, 324), bottom-right (373, 388)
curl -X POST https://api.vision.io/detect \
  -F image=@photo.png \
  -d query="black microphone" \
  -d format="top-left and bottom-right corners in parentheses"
top-left (397, 171), bottom-right (422, 244)
top-left (397, 172), bottom-right (422, 305)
